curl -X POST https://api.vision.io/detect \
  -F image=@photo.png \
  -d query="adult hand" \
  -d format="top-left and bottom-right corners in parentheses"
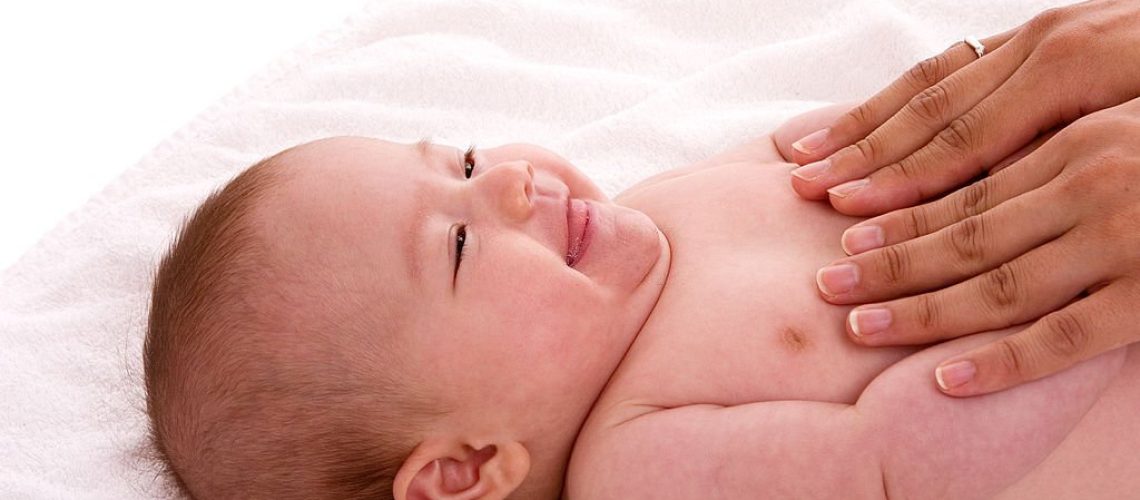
top-left (783, 0), bottom-right (1140, 216)
top-left (813, 97), bottom-right (1140, 397)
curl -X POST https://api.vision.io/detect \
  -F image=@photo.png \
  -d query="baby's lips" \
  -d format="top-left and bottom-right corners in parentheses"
top-left (566, 198), bottom-right (588, 267)
top-left (564, 196), bottom-right (572, 264)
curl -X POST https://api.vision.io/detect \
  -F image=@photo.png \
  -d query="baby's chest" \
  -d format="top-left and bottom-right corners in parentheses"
top-left (595, 163), bottom-right (920, 419)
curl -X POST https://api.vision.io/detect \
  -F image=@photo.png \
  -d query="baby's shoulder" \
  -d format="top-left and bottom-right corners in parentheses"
top-left (615, 134), bottom-right (785, 205)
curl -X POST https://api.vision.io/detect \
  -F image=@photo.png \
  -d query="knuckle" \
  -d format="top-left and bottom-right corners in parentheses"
top-left (852, 135), bottom-right (885, 165)
top-left (846, 102), bottom-right (877, 130)
top-left (1059, 158), bottom-right (1108, 196)
top-left (1063, 117), bottom-right (1105, 145)
top-left (957, 180), bottom-right (992, 218)
top-left (1036, 26), bottom-right (1088, 62)
top-left (1040, 311), bottom-right (1091, 360)
top-left (981, 262), bottom-right (1022, 310)
top-left (914, 294), bottom-right (941, 330)
top-left (903, 206), bottom-right (932, 238)
top-left (1055, 171), bottom-right (1083, 200)
top-left (1053, 125), bottom-right (1086, 151)
top-left (882, 158), bottom-right (919, 184)
top-left (907, 84), bottom-right (953, 123)
top-left (947, 215), bottom-right (988, 264)
top-left (905, 54), bottom-right (950, 90)
top-left (1027, 7), bottom-right (1067, 36)
top-left (882, 156), bottom-right (935, 201)
top-left (993, 338), bottom-right (1029, 379)
top-left (936, 115), bottom-right (979, 156)
top-left (877, 244), bottom-right (912, 286)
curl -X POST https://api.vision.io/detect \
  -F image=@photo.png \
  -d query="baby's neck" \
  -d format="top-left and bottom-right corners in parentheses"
top-left (550, 229), bottom-right (675, 498)
top-left (515, 440), bottom-right (574, 500)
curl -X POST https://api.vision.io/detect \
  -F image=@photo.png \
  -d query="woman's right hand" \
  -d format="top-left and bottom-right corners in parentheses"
top-left (814, 96), bottom-right (1140, 397)
top-left (780, 0), bottom-right (1140, 216)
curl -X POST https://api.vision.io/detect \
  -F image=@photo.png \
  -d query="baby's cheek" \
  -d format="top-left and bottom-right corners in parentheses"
top-left (501, 280), bottom-right (601, 338)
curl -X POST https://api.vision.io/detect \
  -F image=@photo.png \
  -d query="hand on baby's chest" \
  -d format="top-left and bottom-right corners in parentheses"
top-left (571, 158), bottom-right (1140, 500)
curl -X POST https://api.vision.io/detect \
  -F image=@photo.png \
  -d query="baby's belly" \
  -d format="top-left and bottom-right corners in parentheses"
top-left (589, 161), bottom-right (921, 421)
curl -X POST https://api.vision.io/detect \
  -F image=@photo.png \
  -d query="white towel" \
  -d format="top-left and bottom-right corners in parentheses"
top-left (0, 0), bottom-right (1070, 497)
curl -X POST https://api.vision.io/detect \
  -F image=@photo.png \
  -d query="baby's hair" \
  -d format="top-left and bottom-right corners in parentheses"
top-left (144, 146), bottom-right (438, 499)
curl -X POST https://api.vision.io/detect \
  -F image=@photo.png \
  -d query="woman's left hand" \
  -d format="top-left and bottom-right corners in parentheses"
top-left (784, 0), bottom-right (1140, 216)
top-left (813, 96), bottom-right (1140, 397)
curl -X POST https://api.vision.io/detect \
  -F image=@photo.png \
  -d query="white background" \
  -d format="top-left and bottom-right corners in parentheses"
top-left (0, 0), bottom-right (369, 273)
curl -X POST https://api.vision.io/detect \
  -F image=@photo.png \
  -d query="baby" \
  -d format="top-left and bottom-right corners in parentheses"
top-left (143, 104), bottom-right (1139, 499)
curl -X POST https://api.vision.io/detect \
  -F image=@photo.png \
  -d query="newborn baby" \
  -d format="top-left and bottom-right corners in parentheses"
top-left (144, 105), bottom-right (1139, 499)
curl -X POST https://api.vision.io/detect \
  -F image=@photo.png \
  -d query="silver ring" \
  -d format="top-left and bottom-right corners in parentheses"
top-left (965, 35), bottom-right (985, 58)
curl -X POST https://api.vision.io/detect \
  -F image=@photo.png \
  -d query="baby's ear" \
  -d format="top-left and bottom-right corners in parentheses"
top-left (394, 438), bottom-right (530, 500)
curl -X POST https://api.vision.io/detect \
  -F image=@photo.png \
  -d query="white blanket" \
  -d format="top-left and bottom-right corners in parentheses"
top-left (0, 0), bottom-right (1070, 497)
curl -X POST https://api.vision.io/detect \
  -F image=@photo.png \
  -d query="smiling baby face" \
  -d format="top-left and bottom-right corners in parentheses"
top-left (260, 136), bottom-right (666, 414)
top-left (146, 135), bottom-right (671, 498)
top-left (253, 136), bottom-right (671, 495)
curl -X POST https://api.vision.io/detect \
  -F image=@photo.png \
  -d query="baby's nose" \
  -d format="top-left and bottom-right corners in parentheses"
top-left (491, 161), bottom-right (534, 221)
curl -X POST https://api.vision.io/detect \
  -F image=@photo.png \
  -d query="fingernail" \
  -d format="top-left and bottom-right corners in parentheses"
top-left (849, 307), bottom-right (891, 337)
top-left (792, 128), bottom-right (830, 155)
top-left (816, 263), bottom-right (859, 296)
top-left (935, 360), bottom-right (976, 391)
top-left (791, 159), bottom-right (831, 182)
top-left (828, 178), bottom-right (869, 198)
top-left (842, 225), bottom-right (885, 255)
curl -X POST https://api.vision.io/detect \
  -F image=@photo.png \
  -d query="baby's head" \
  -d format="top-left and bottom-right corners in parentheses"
top-left (144, 137), bottom-right (670, 499)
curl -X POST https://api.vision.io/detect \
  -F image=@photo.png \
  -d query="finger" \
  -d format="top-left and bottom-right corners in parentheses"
top-left (789, 29), bottom-right (1019, 196)
top-left (839, 130), bottom-right (1069, 255)
top-left (825, 57), bottom-right (1073, 215)
top-left (933, 281), bottom-right (1135, 397)
top-left (773, 102), bottom-right (861, 163)
top-left (818, 177), bottom-right (1078, 305)
top-left (987, 129), bottom-right (1058, 175)
top-left (789, 28), bottom-right (1020, 164)
top-left (843, 227), bottom-right (1107, 347)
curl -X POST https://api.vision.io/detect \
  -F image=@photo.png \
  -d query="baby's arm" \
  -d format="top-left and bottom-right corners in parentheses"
top-left (618, 133), bottom-right (784, 202)
top-left (570, 329), bottom-right (1125, 499)
top-left (619, 103), bottom-right (850, 202)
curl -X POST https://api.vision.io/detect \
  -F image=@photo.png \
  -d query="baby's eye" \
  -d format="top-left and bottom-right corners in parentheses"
top-left (455, 224), bottom-right (467, 276)
top-left (463, 145), bottom-right (477, 179)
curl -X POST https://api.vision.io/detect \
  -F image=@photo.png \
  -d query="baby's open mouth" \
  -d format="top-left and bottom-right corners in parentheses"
top-left (566, 198), bottom-right (590, 267)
